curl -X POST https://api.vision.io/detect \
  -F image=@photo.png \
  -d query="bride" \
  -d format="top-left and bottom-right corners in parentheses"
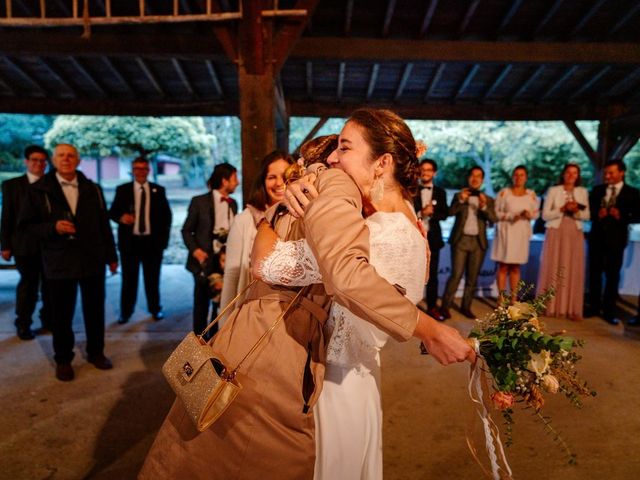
top-left (252, 109), bottom-right (429, 479)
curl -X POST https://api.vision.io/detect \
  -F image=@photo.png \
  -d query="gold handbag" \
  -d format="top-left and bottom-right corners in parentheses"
top-left (162, 280), bottom-right (305, 432)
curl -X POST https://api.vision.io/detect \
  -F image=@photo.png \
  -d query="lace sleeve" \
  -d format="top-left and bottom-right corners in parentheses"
top-left (258, 239), bottom-right (323, 286)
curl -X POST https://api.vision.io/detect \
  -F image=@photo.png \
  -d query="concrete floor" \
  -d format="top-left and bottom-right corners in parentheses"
top-left (0, 266), bottom-right (639, 480)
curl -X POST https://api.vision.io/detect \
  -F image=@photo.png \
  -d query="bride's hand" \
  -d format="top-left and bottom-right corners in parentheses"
top-left (414, 312), bottom-right (476, 365)
top-left (283, 173), bottom-right (319, 218)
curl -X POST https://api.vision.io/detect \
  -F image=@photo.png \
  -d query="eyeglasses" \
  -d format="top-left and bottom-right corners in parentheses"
top-left (132, 167), bottom-right (150, 171)
top-left (27, 157), bottom-right (47, 163)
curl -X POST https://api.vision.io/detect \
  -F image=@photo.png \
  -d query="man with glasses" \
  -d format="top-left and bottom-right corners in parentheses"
top-left (1, 145), bottom-right (51, 340)
top-left (109, 157), bottom-right (172, 324)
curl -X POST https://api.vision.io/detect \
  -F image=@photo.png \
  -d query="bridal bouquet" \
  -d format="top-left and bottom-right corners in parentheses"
top-left (468, 286), bottom-right (596, 464)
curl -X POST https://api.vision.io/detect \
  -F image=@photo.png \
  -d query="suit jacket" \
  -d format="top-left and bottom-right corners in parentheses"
top-left (108, 181), bottom-right (172, 252)
top-left (18, 170), bottom-right (117, 280)
top-left (181, 191), bottom-right (238, 275)
top-left (1, 174), bottom-right (41, 256)
top-left (413, 185), bottom-right (448, 250)
top-left (447, 192), bottom-right (498, 251)
top-left (589, 183), bottom-right (640, 250)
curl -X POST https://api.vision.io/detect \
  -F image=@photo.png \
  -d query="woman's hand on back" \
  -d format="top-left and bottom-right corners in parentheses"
top-left (283, 173), bottom-right (319, 218)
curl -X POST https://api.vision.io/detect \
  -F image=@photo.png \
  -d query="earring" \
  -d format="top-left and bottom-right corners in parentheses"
top-left (370, 175), bottom-right (384, 203)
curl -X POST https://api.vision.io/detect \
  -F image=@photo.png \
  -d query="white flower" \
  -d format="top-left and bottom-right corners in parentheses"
top-left (541, 374), bottom-right (559, 394)
top-left (507, 302), bottom-right (533, 320)
top-left (527, 350), bottom-right (551, 376)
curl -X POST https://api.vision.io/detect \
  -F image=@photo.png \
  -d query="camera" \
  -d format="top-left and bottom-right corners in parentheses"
top-left (468, 189), bottom-right (480, 197)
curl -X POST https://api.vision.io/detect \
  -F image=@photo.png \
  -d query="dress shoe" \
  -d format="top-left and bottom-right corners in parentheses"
top-left (152, 310), bottom-right (165, 321)
top-left (439, 306), bottom-right (451, 320)
top-left (55, 363), bottom-right (75, 382)
top-left (117, 316), bottom-right (130, 325)
top-left (460, 308), bottom-right (477, 320)
top-left (17, 327), bottom-right (35, 341)
top-left (427, 307), bottom-right (445, 322)
top-left (583, 306), bottom-right (599, 318)
top-left (602, 315), bottom-right (620, 326)
top-left (627, 316), bottom-right (640, 327)
top-left (87, 355), bottom-right (113, 370)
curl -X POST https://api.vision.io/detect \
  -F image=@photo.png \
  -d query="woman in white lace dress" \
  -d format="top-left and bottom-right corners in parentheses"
top-left (252, 111), bottom-right (430, 480)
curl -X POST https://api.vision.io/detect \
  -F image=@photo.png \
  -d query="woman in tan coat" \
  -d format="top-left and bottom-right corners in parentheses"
top-left (139, 109), bottom-right (473, 480)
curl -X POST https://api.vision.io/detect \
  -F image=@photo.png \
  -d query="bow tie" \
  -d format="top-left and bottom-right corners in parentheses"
top-left (220, 196), bottom-right (232, 204)
top-left (421, 186), bottom-right (432, 190)
top-left (60, 181), bottom-right (78, 188)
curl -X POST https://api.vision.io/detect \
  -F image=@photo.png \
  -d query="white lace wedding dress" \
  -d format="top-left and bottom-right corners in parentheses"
top-left (259, 209), bottom-right (427, 480)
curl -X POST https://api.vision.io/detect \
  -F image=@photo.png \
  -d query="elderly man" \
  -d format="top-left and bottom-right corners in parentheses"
top-left (1, 145), bottom-right (51, 340)
top-left (19, 144), bottom-right (118, 381)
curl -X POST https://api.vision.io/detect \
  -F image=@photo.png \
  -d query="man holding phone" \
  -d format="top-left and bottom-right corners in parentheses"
top-left (439, 166), bottom-right (497, 319)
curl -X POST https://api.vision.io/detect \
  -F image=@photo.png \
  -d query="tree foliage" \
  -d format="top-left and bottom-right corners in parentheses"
top-left (0, 114), bottom-right (55, 171)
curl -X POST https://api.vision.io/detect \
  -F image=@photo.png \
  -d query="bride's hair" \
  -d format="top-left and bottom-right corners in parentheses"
top-left (347, 108), bottom-right (419, 199)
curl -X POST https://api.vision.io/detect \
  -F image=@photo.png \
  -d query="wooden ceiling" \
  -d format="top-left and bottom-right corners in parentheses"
top-left (1, 0), bottom-right (640, 123)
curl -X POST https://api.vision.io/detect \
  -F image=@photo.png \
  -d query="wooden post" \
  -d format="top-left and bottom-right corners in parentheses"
top-left (239, 64), bottom-right (275, 202)
top-left (596, 118), bottom-right (611, 182)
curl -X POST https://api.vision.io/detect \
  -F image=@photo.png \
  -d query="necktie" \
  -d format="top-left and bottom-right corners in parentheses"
top-left (608, 185), bottom-right (617, 208)
top-left (138, 187), bottom-right (146, 234)
top-left (422, 186), bottom-right (432, 190)
top-left (60, 181), bottom-right (77, 188)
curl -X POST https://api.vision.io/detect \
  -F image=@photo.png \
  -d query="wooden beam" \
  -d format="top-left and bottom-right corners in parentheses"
top-left (291, 38), bottom-right (640, 64)
top-left (533, 0), bottom-right (564, 37)
top-left (609, 3), bottom-right (640, 36)
top-left (171, 58), bottom-right (196, 98)
top-left (101, 56), bottom-right (134, 95)
top-left (68, 56), bottom-right (108, 97)
top-left (570, 0), bottom-right (606, 37)
top-left (135, 57), bottom-right (165, 97)
top-left (569, 65), bottom-right (610, 100)
top-left (382, 0), bottom-right (397, 37)
top-left (1, 56), bottom-right (47, 96)
top-left (564, 120), bottom-right (597, 164)
top-left (3, 32), bottom-right (640, 65)
top-left (454, 64), bottom-right (479, 101)
top-left (605, 66), bottom-right (640, 97)
top-left (344, 0), bottom-right (354, 36)
top-left (272, 0), bottom-right (319, 73)
top-left (596, 118), bottom-right (611, 172)
top-left (337, 62), bottom-right (346, 101)
top-left (0, 71), bottom-right (16, 96)
top-left (305, 61), bottom-right (313, 98)
top-left (394, 63), bottom-right (413, 101)
top-left (458, 0), bottom-right (481, 36)
top-left (39, 58), bottom-right (77, 98)
top-left (204, 60), bottom-right (224, 97)
top-left (366, 63), bottom-right (380, 101)
top-left (497, 0), bottom-right (523, 34)
top-left (419, 0), bottom-right (439, 38)
top-left (511, 65), bottom-right (545, 101)
top-left (540, 65), bottom-right (578, 101)
top-left (293, 117), bottom-right (328, 154)
top-left (609, 134), bottom-right (639, 161)
top-left (289, 100), bottom-right (623, 121)
top-left (52, 0), bottom-right (71, 16)
top-left (484, 64), bottom-right (512, 99)
top-left (239, 64), bottom-right (275, 201)
top-left (425, 63), bottom-right (445, 100)
top-left (239, 0), bottom-right (266, 75)
top-left (0, 96), bottom-right (238, 115)
top-left (275, 78), bottom-right (289, 152)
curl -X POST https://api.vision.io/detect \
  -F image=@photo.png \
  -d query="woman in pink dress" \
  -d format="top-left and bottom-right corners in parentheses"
top-left (537, 163), bottom-right (590, 320)
top-left (491, 165), bottom-right (540, 302)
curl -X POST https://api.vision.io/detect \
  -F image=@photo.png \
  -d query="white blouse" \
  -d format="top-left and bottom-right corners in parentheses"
top-left (542, 185), bottom-right (590, 230)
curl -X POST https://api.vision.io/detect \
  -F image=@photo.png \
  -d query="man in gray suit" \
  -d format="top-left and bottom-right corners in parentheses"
top-left (440, 166), bottom-right (497, 320)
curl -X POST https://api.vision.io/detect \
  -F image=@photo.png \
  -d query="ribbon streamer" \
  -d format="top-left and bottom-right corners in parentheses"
top-left (466, 338), bottom-right (514, 480)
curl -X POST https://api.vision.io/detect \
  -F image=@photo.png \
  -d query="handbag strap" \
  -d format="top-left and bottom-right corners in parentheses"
top-left (199, 279), bottom-right (258, 338)
top-left (229, 286), bottom-right (308, 379)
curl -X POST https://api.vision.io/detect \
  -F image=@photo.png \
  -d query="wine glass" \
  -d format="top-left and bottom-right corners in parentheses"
top-left (62, 211), bottom-right (76, 240)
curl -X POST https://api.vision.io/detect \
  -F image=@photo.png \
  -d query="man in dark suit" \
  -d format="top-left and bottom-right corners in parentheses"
top-left (414, 159), bottom-right (448, 321)
top-left (586, 160), bottom-right (640, 325)
top-left (440, 166), bottom-right (498, 320)
top-left (182, 163), bottom-right (238, 335)
top-left (109, 157), bottom-right (172, 324)
top-left (1, 145), bottom-right (51, 340)
top-left (19, 143), bottom-right (118, 381)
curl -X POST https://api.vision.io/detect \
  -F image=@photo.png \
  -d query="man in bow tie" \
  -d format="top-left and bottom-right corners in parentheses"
top-left (182, 162), bottom-right (238, 334)
top-left (585, 160), bottom-right (640, 325)
top-left (109, 157), bottom-right (172, 324)
top-left (18, 143), bottom-right (118, 381)
top-left (1, 145), bottom-right (52, 340)
top-left (413, 159), bottom-right (449, 321)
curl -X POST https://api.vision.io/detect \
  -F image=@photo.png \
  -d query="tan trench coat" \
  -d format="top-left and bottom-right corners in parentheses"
top-left (139, 168), bottom-right (420, 480)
